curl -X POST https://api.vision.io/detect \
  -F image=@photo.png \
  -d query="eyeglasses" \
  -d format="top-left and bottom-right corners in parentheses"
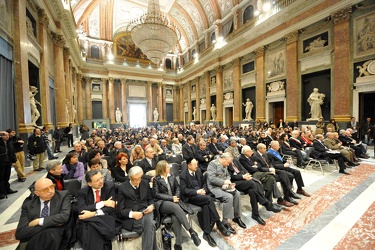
top-left (36, 184), bottom-right (56, 193)
top-left (91, 176), bottom-right (104, 183)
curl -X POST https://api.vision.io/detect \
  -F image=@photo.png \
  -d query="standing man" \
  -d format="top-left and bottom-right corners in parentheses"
top-left (42, 126), bottom-right (58, 160)
top-left (27, 128), bottom-right (47, 171)
top-left (64, 123), bottom-right (74, 148)
top-left (180, 158), bottom-right (230, 247)
top-left (0, 131), bottom-right (18, 199)
top-left (7, 129), bottom-right (26, 182)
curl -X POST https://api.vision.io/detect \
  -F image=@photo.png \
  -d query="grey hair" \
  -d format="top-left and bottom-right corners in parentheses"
top-left (228, 139), bottom-right (236, 145)
top-left (128, 166), bottom-right (144, 178)
top-left (257, 143), bottom-right (266, 150)
top-left (219, 152), bottom-right (232, 160)
top-left (270, 141), bottom-right (279, 147)
top-left (45, 160), bottom-right (62, 172)
top-left (241, 145), bottom-right (252, 154)
top-left (85, 169), bottom-right (101, 183)
top-left (114, 141), bottom-right (122, 147)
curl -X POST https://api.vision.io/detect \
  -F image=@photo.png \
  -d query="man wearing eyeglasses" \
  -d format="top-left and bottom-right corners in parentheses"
top-left (15, 178), bottom-right (71, 249)
top-left (76, 170), bottom-right (117, 250)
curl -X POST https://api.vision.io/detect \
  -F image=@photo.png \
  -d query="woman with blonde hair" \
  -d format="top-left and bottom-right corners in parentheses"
top-left (129, 144), bottom-right (145, 164)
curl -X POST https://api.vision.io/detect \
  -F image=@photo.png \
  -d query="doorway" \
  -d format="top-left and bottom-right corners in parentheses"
top-left (129, 103), bottom-right (146, 127)
top-left (269, 101), bottom-right (284, 124)
top-left (359, 91), bottom-right (375, 134)
top-left (224, 107), bottom-right (233, 127)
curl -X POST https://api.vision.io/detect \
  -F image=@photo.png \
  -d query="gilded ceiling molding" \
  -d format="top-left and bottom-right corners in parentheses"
top-left (76, 0), bottom-right (100, 31)
top-left (169, 16), bottom-right (191, 50)
top-left (331, 6), bottom-right (352, 24)
top-left (190, 0), bottom-right (209, 30)
top-left (174, 4), bottom-right (199, 41)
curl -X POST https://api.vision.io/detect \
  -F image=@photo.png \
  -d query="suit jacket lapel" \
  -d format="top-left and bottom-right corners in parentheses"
top-left (125, 181), bottom-right (138, 201)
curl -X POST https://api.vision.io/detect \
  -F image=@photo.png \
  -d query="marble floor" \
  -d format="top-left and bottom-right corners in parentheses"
top-left (0, 146), bottom-right (374, 250)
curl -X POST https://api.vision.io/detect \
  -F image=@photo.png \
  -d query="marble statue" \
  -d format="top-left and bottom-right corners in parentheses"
top-left (153, 108), bottom-right (159, 122)
top-left (210, 104), bottom-right (217, 121)
top-left (66, 100), bottom-right (70, 122)
top-left (115, 107), bottom-right (122, 123)
top-left (243, 98), bottom-right (254, 121)
top-left (307, 88), bottom-right (325, 120)
top-left (72, 104), bottom-right (77, 123)
top-left (192, 107), bottom-right (196, 121)
top-left (29, 86), bottom-right (42, 126)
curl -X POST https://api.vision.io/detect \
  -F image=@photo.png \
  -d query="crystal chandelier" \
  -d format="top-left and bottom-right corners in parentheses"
top-left (128, 0), bottom-right (181, 65)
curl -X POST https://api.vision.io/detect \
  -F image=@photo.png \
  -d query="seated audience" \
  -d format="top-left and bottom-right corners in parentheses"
top-left (81, 158), bottom-right (112, 187)
top-left (138, 147), bottom-right (157, 180)
top-left (108, 141), bottom-right (128, 169)
top-left (111, 152), bottom-right (132, 183)
top-left (129, 145), bottom-right (145, 164)
top-left (62, 152), bottom-right (85, 181)
top-left (171, 138), bottom-right (182, 155)
top-left (46, 160), bottom-right (65, 191)
top-left (153, 160), bottom-right (201, 249)
top-left (207, 137), bottom-right (222, 156)
top-left (195, 141), bottom-right (214, 172)
top-left (182, 135), bottom-right (198, 160)
top-left (88, 149), bottom-right (109, 169)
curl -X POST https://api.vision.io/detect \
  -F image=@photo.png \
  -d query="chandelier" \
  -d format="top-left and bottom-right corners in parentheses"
top-left (127, 0), bottom-right (181, 65)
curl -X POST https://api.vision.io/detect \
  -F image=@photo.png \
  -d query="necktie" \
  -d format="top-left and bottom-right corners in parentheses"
top-left (262, 154), bottom-right (270, 168)
top-left (191, 172), bottom-right (195, 177)
top-left (95, 190), bottom-right (100, 203)
top-left (232, 163), bottom-right (240, 173)
top-left (41, 201), bottom-right (49, 218)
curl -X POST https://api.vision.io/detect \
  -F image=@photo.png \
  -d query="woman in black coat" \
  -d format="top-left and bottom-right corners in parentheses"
top-left (111, 152), bottom-right (132, 182)
top-left (152, 160), bottom-right (200, 250)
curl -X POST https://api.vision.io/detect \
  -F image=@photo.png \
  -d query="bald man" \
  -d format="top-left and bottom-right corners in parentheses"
top-left (15, 178), bottom-right (71, 250)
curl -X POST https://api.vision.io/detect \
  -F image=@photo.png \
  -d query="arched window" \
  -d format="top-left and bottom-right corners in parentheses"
top-left (243, 5), bottom-right (254, 24)
top-left (165, 58), bottom-right (172, 69)
top-left (90, 45), bottom-right (100, 59)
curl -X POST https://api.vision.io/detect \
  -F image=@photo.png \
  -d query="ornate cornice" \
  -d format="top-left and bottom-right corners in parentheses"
top-left (38, 9), bottom-right (49, 28)
top-left (331, 6), bottom-right (352, 24)
top-left (63, 47), bottom-right (70, 56)
top-left (77, 74), bottom-right (83, 81)
top-left (255, 46), bottom-right (265, 57)
top-left (51, 32), bottom-right (65, 47)
top-left (285, 31), bottom-right (299, 44)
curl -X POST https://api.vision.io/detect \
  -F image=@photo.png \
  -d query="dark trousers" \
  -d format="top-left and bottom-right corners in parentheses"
top-left (24, 227), bottom-right (64, 250)
top-left (284, 167), bottom-right (304, 189)
top-left (67, 134), bottom-right (73, 147)
top-left (0, 163), bottom-right (12, 195)
top-left (54, 141), bottom-right (61, 153)
top-left (284, 150), bottom-right (304, 167)
top-left (188, 195), bottom-right (219, 234)
top-left (326, 153), bottom-right (347, 171)
top-left (234, 179), bottom-right (268, 215)
top-left (275, 170), bottom-right (294, 199)
top-left (253, 172), bottom-right (276, 202)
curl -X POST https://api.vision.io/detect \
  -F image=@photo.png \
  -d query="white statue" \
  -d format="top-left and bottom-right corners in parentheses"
top-left (192, 107), bottom-right (196, 121)
top-left (115, 107), bottom-right (122, 123)
top-left (66, 100), bottom-right (70, 122)
top-left (307, 88), bottom-right (325, 120)
top-left (29, 86), bottom-right (42, 126)
top-left (72, 104), bottom-right (77, 123)
top-left (243, 98), bottom-right (254, 121)
top-left (210, 104), bottom-right (217, 121)
top-left (153, 108), bottom-right (159, 122)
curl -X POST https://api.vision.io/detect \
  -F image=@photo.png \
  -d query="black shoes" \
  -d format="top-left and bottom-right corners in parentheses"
top-left (232, 217), bottom-right (247, 229)
top-left (7, 189), bottom-right (18, 194)
top-left (251, 214), bottom-right (266, 226)
top-left (224, 224), bottom-right (236, 234)
top-left (190, 231), bottom-right (201, 247)
top-left (203, 233), bottom-right (217, 247)
top-left (289, 191), bottom-right (301, 199)
top-left (285, 197), bottom-right (299, 205)
top-left (174, 245), bottom-right (182, 250)
top-left (265, 203), bottom-right (281, 213)
top-left (0, 194), bottom-right (5, 199)
top-left (339, 170), bottom-right (350, 175)
top-left (217, 223), bottom-right (231, 237)
top-left (18, 178), bottom-right (26, 182)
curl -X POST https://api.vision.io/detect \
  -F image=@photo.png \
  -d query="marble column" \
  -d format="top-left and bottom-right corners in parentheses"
top-left (71, 67), bottom-right (78, 124)
top-left (187, 83), bottom-right (192, 122)
top-left (84, 77), bottom-right (92, 119)
top-left (64, 49), bottom-right (72, 123)
top-left (173, 86), bottom-right (178, 122)
top-left (13, 0), bottom-right (33, 132)
top-left (179, 86), bottom-right (184, 122)
top-left (38, 8), bottom-right (52, 129)
top-left (215, 66), bottom-right (224, 123)
top-left (332, 7), bottom-right (352, 122)
top-left (233, 58), bottom-right (241, 122)
top-left (108, 78), bottom-right (115, 124)
top-left (147, 81), bottom-right (153, 122)
top-left (195, 77), bottom-right (200, 122)
top-left (162, 86), bottom-right (167, 122)
top-left (52, 33), bottom-right (67, 127)
top-left (205, 71), bottom-right (211, 122)
top-left (285, 31), bottom-right (299, 122)
top-left (121, 79), bottom-right (128, 124)
top-left (102, 78), bottom-right (108, 119)
top-left (255, 46), bottom-right (266, 121)
top-left (157, 83), bottom-right (163, 121)
top-left (76, 74), bottom-right (84, 123)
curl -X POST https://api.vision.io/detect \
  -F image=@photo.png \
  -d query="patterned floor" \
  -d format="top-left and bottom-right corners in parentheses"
top-left (1, 146), bottom-right (374, 250)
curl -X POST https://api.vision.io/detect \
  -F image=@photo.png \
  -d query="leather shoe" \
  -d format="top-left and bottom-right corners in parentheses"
top-left (232, 217), bottom-right (246, 229)
top-left (18, 178), bottom-right (26, 182)
top-left (0, 194), bottom-right (5, 199)
top-left (34, 169), bottom-right (42, 172)
top-left (217, 223), bottom-right (231, 237)
top-left (190, 231), bottom-right (201, 247)
top-left (7, 189), bottom-right (18, 194)
top-left (290, 191), bottom-right (301, 199)
top-left (277, 199), bottom-right (294, 207)
top-left (285, 197), bottom-right (299, 205)
top-left (203, 233), bottom-right (217, 247)
top-left (339, 170), bottom-right (350, 175)
top-left (224, 224), bottom-right (236, 234)
top-left (265, 203), bottom-right (281, 213)
top-left (251, 214), bottom-right (266, 226)
top-left (174, 245), bottom-right (182, 250)
top-left (297, 189), bottom-right (311, 197)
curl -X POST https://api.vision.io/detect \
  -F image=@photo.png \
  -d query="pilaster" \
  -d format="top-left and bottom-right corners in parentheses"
top-left (205, 71), bottom-right (211, 122)
top-left (102, 78), bottom-right (108, 119)
top-left (233, 58), bottom-right (241, 122)
top-left (108, 78), bottom-right (115, 124)
top-left (195, 77), bottom-right (200, 122)
top-left (215, 66), bottom-right (223, 122)
top-left (285, 31), bottom-right (299, 122)
top-left (255, 46), bottom-right (266, 121)
top-left (76, 74), bottom-right (84, 123)
top-left (84, 77), bottom-right (92, 120)
top-left (121, 79), bottom-right (128, 124)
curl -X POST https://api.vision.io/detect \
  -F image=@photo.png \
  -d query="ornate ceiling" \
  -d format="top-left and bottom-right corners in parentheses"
top-left (71, 0), bottom-right (239, 52)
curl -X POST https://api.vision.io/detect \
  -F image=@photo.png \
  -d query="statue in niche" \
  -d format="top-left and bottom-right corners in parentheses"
top-left (192, 107), bottom-right (196, 121)
top-left (72, 104), bottom-right (77, 123)
top-left (153, 108), bottom-right (159, 122)
top-left (243, 98), bottom-right (254, 121)
top-left (307, 88), bottom-right (325, 121)
top-left (115, 107), bottom-right (122, 123)
top-left (210, 104), bottom-right (217, 121)
top-left (29, 86), bottom-right (42, 126)
top-left (66, 100), bottom-right (70, 122)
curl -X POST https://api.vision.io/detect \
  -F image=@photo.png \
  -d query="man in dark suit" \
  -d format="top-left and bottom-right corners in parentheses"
top-left (27, 128), bottom-right (47, 171)
top-left (15, 178), bottom-right (71, 250)
top-left (252, 143), bottom-right (298, 206)
top-left (76, 170), bottom-right (117, 250)
top-left (137, 147), bottom-right (157, 180)
top-left (0, 131), bottom-right (18, 199)
top-left (180, 158), bottom-right (230, 247)
top-left (267, 141), bottom-right (310, 197)
top-left (313, 134), bottom-right (351, 175)
top-left (207, 137), bottom-right (222, 156)
top-left (108, 141), bottom-right (128, 169)
top-left (117, 166), bottom-right (157, 250)
top-left (195, 141), bottom-right (214, 172)
top-left (182, 135), bottom-right (198, 160)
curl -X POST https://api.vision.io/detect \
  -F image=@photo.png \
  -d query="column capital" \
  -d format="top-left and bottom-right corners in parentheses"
top-left (84, 76), bottom-right (91, 83)
top-left (38, 8), bottom-right (49, 28)
top-left (63, 47), bottom-right (70, 57)
top-left (255, 46), bottom-right (265, 56)
top-left (331, 6), bottom-right (352, 24)
top-left (77, 73), bottom-right (83, 80)
top-left (120, 78), bottom-right (127, 84)
top-left (101, 78), bottom-right (107, 83)
top-left (285, 31), bottom-right (299, 44)
top-left (215, 65), bottom-right (223, 73)
top-left (232, 58), bottom-right (240, 66)
top-left (108, 77), bottom-right (114, 82)
top-left (51, 32), bottom-right (65, 47)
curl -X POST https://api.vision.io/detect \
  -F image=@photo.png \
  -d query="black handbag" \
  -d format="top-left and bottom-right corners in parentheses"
top-left (178, 201), bottom-right (194, 215)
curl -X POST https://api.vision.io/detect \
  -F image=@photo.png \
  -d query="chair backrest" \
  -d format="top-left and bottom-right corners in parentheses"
top-left (101, 156), bottom-right (109, 161)
top-left (133, 159), bottom-right (141, 166)
top-left (305, 147), bottom-right (313, 158)
top-left (167, 154), bottom-right (183, 165)
top-left (180, 161), bottom-right (187, 172)
top-left (64, 179), bottom-right (82, 197)
top-left (169, 163), bottom-right (180, 177)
